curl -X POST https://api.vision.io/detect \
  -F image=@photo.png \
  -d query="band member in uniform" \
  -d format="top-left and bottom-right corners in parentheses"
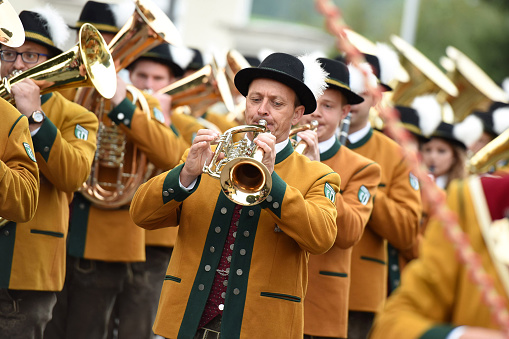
top-left (297, 57), bottom-right (381, 339)
top-left (345, 56), bottom-right (422, 339)
top-left (129, 52), bottom-right (340, 338)
top-left (0, 7), bottom-right (98, 338)
top-left (370, 174), bottom-right (509, 339)
top-left (44, 2), bottom-right (185, 339)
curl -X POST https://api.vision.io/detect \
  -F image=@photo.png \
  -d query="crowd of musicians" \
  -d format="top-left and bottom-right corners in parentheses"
top-left (1, 1), bottom-right (509, 338)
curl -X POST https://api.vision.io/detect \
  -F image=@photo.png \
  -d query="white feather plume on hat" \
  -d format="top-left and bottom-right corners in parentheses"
top-left (109, 2), bottom-right (136, 29)
top-left (32, 4), bottom-right (70, 50)
top-left (411, 94), bottom-right (442, 137)
top-left (453, 115), bottom-right (484, 148)
top-left (298, 54), bottom-right (328, 99)
top-left (169, 45), bottom-right (195, 71)
top-left (502, 77), bottom-right (509, 98)
top-left (348, 62), bottom-right (378, 94)
top-left (375, 42), bottom-right (401, 86)
top-left (493, 106), bottom-right (509, 135)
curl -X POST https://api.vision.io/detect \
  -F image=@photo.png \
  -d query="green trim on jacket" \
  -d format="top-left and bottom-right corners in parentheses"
top-left (0, 222), bottom-right (16, 287)
top-left (320, 138), bottom-right (341, 161)
top-left (347, 128), bottom-right (373, 150)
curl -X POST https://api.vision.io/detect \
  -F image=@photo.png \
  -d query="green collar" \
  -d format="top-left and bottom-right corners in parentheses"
top-left (41, 93), bottom-right (53, 106)
top-left (276, 140), bottom-right (294, 164)
top-left (320, 138), bottom-right (341, 161)
top-left (347, 127), bottom-right (373, 149)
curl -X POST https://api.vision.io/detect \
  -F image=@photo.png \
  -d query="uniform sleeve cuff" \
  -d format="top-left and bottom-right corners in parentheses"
top-left (260, 171), bottom-right (286, 218)
top-left (420, 325), bottom-right (456, 339)
top-left (32, 118), bottom-right (57, 162)
top-left (108, 98), bottom-right (136, 128)
top-left (162, 163), bottom-right (201, 203)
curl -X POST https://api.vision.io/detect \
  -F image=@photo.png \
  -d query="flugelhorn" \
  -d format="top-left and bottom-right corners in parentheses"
top-left (203, 119), bottom-right (272, 206)
top-left (468, 128), bottom-right (509, 174)
top-left (0, 0), bottom-right (24, 48)
top-left (76, 0), bottom-right (182, 209)
top-left (289, 120), bottom-right (318, 154)
top-left (0, 23), bottom-right (116, 104)
top-left (441, 46), bottom-right (509, 123)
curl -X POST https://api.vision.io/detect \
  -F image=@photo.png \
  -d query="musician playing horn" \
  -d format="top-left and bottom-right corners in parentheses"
top-left (0, 6), bottom-right (98, 339)
top-left (297, 57), bottom-right (381, 339)
top-left (130, 52), bottom-right (340, 338)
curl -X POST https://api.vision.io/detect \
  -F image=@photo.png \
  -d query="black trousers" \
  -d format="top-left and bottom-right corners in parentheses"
top-left (347, 310), bottom-right (375, 339)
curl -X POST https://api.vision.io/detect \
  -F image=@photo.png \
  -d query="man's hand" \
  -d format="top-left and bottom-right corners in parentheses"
top-left (296, 130), bottom-right (320, 161)
top-left (180, 129), bottom-right (220, 187)
top-left (152, 92), bottom-right (172, 124)
top-left (459, 327), bottom-right (506, 339)
top-left (110, 75), bottom-right (127, 107)
top-left (10, 79), bottom-right (42, 116)
top-left (253, 132), bottom-right (276, 174)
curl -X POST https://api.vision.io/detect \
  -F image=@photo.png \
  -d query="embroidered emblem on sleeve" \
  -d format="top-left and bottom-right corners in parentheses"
top-left (75, 124), bottom-right (89, 140)
top-left (409, 172), bottom-right (420, 190)
top-left (358, 185), bottom-right (371, 205)
top-left (324, 182), bottom-right (336, 204)
top-left (23, 142), bottom-right (37, 162)
top-left (153, 107), bottom-right (165, 124)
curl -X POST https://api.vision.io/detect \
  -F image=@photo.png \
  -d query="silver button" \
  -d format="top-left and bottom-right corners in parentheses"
top-left (266, 195), bottom-right (273, 202)
top-left (273, 202), bottom-right (279, 209)
top-left (204, 265), bottom-right (211, 272)
top-left (248, 210), bottom-right (254, 217)
top-left (236, 269), bottom-right (243, 276)
top-left (219, 304), bottom-right (224, 310)
top-left (233, 288), bottom-right (240, 295)
top-left (4, 230), bottom-right (9, 236)
top-left (221, 292), bottom-right (226, 299)
top-left (79, 203), bottom-right (85, 209)
top-left (223, 280), bottom-right (228, 286)
top-left (225, 268), bottom-right (230, 274)
top-left (168, 188), bottom-right (174, 193)
top-left (391, 264), bottom-right (399, 271)
top-left (391, 249), bottom-right (397, 256)
top-left (221, 207), bottom-right (227, 214)
top-left (215, 226), bottom-right (221, 233)
top-left (44, 146), bottom-right (50, 152)
top-left (162, 191), bottom-right (169, 197)
top-left (394, 279), bottom-right (400, 286)
top-left (227, 256), bottom-right (231, 263)
top-left (198, 284), bottom-right (204, 291)
top-left (240, 249), bottom-right (246, 256)
top-left (210, 246), bottom-right (215, 253)
top-left (238, 209), bottom-right (242, 214)
top-left (230, 244), bottom-right (234, 250)
top-left (243, 231), bottom-right (249, 237)
top-left (233, 232), bottom-right (237, 238)
top-left (117, 113), bottom-right (125, 120)
top-left (123, 119), bottom-right (130, 125)
top-left (235, 220), bottom-right (239, 226)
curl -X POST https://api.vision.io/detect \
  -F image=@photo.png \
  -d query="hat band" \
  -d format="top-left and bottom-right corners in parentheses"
top-left (25, 31), bottom-right (55, 47)
top-left (326, 78), bottom-right (351, 91)
top-left (76, 21), bottom-right (118, 33)
top-left (400, 122), bottom-right (422, 136)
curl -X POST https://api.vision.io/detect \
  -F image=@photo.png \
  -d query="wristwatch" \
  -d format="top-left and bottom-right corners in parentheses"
top-left (28, 110), bottom-right (46, 124)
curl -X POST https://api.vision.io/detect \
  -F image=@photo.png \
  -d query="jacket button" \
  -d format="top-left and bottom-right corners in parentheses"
top-left (221, 207), bottom-right (227, 214)
top-left (236, 269), bottom-right (243, 276)
top-left (239, 249), bottom-right (246, 256)
top-left (266, 195), bottom-right (273, 202)
top-left (272, 202), bottom-right (279, 209)
top-left (168, 188), bottom-right (174, 194)
top-left (209, 246), bottom-right (215, 253)
top-left (198, 284), bottom-right (204, 291)
top-left (4, 230), bottom-right (9, 236)
top-left (215, 227), bottom-right (221, 233)
top-left (44, 146), bottom-right (50, 152)
top-left (204, 265), bottom-right (211, 271)
top-left (233, 288), bottom-right (240, 295)
top-left (248, 210), bottom-right (254, 217)
top-left (243, 231), bottom-right (249, 237)
top-left (117, 113), bottom-right (125, 120)
top-left (162, 191), bottom-right (169, 197)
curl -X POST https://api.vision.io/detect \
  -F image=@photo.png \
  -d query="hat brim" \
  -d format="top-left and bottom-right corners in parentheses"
top-left (327, 83), bottom-right (364, 105)
top-left (234, 67), bottom-right (316, 114)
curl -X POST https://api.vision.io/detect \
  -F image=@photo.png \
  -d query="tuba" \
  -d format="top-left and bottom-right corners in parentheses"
top-left (0, 23), bottom-right (116, 104)
top-left (468, 128), bottom-right (509, 174)
top-left (289, 120), bottom-right (318, 154)
top-left (76, 0), bottom-right (182, 209)
top-left (389, 35), bottom-right (459, 108)
top-left (440, 46), bottom-right (508, 123)
top-left (203, 120), bottom-right (272, 206)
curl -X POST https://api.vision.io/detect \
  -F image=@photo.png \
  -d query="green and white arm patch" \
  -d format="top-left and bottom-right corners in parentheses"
top-left (358, 185), bottom-right (371, 205)
top-left (153, 107), bottom-right (166, 124)
top-left (324, 182), bottom-right (336, 204)
top-left (409, 172), bottom-right (420, 191)
top-left (23, 142), bottom-right (37, 162)
top-left (74, 124), bottom-right (89, 141)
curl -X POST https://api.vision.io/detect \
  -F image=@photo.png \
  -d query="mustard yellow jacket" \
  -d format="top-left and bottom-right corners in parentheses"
top-left (370, 175), bottom-right (509, 338)
top-left (0, 98), bottom-right (39, 223)
top-left (1, 92), bottom-right (97, 291)
top-left (305, 138), bottom-right (381, 338)
top-left (130, 141), bottom-right (340, 339)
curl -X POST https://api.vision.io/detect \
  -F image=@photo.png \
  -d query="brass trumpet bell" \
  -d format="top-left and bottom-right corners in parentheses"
top-left (289, 120), bottom-right (318, 154)
top-left (0, 0), bottom-right (24, 48)
top-left (203, 120), bottom-right (272, 206)
top-left (441, 46), bottom-right (509, 123)
top-left (0, 23), bottom-right (116, 103)
top-left (389, 35), bottom-right (458, 107)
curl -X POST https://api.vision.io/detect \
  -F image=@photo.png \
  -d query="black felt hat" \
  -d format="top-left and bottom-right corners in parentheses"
top-left (473, 102), bottom-right (509, 138)
top-left (19, 9), bottom-right (68, 56)
top-left (235, 52), bottom-right (324, 114)
top-left (363, 53), bottom-right (392, 92)
top-left (395, 105), bottom-right (429, 143)
top-left (130, 43), bottom-right (190, 77)
top-left (318, 57), bottom-right (364, 105)
top-left (186, 48), bottom-right (204, 72)
top-left (72, 1), bottom-right (120, 34)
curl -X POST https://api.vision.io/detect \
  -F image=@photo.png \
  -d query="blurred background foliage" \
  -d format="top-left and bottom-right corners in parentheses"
top-left (251, 0), bottom-right (509, 83)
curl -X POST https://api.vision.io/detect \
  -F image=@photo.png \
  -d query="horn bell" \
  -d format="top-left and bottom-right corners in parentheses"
top-left (0, 0), bottom-right (25, 48)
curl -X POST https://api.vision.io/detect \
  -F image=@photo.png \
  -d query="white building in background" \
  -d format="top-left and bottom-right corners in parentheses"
top-left (13, 0), bottom-right (334, 61)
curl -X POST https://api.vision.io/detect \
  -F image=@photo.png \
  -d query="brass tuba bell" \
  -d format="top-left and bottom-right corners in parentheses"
top-left (203, 120), bottom-right (272, 206)
top-left (468, 128), bottom-right (509, 174)
top-left (0, 23), bottom-right (116, 103)
top-left (76, 0), bottom-right (182, 209)
top-left (440, 46), bottom-right (509, 123)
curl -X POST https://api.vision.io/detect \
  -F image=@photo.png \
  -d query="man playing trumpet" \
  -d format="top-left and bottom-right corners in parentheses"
top-left (130, 52), bottom-right (340, 338)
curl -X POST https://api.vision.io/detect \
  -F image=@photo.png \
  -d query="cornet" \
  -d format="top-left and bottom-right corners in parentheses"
top-left (203, 120), bottom-right (272, 206)
top-left (289, 120), bottom-right (319, 154)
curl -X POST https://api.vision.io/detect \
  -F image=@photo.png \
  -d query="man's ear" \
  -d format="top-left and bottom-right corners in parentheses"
top-left (291, 105), bottom-right (305, 125)
top-left (341, 104), bottom-right (351, 120)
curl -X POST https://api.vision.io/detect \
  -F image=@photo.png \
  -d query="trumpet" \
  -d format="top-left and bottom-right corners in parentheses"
top-left (289, 120), bottom-right (319, 154)
top-left (203, 119), bottom-right (272, 206)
